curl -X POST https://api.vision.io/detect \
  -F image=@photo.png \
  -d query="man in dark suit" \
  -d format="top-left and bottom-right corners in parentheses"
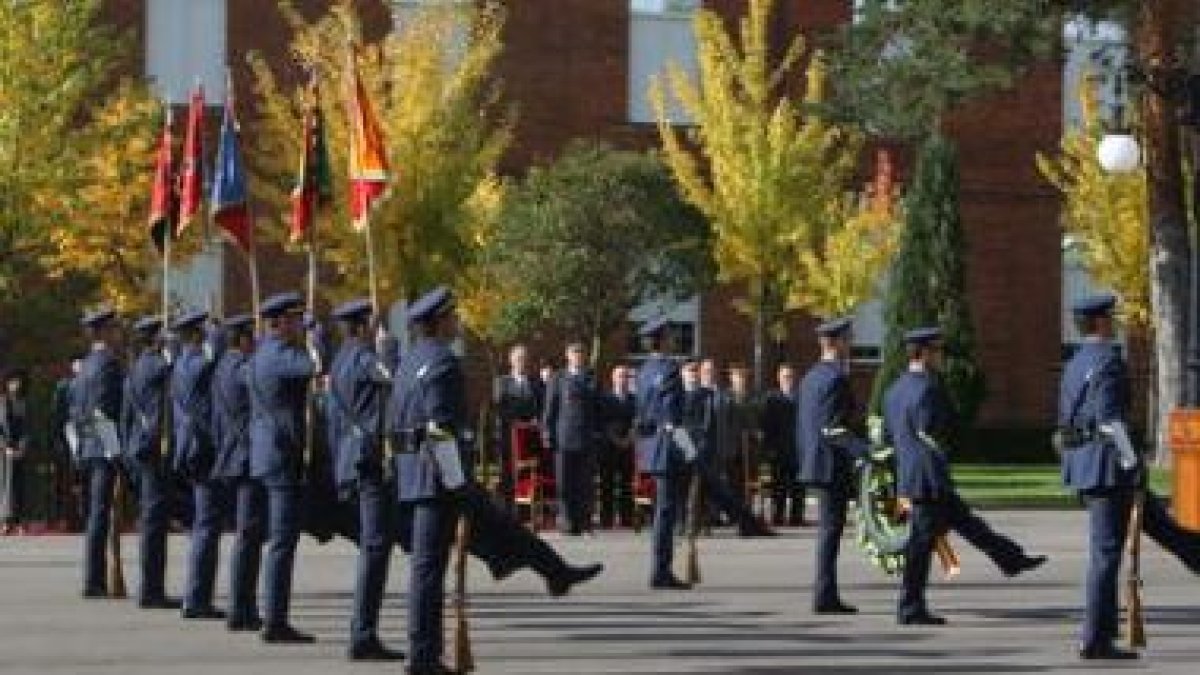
top-left (72, 307), bottom-right (125, 598)
top-left (494, 344), bottom-right (542, 509)
top-left (121, 316), bottom-right (177, 609)
top-left (885, 327), bottom-right (1044, 626)
top-left (543, 342), bottom-right (601, 535)
top-left (760, 364), bottom-right (806, 526)
top-left (1, 369), bottom-right (31, 536)
top-left (797, 318), bottom-right (869, 614)
top-left (598, 364), bottom-right (636, 528)
top-left (247, 292), bottom-right (316, 644)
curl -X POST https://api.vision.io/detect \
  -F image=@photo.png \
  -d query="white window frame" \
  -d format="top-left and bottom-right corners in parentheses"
top-left (627, 294), bottom-right (701, 360)
top-left (145, 0), bottom-right (227, 104)
top-left (628, 1), bottom-right (700, 125)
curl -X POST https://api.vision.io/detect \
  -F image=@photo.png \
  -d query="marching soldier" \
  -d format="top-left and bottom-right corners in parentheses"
top-left (797, 318), bottom-right (868, 614)
top-left (634, 318), bottom-right (692, 590)
top-left (493, 344), bottom-right (543, 510)
top-left (171, 310), bottom-right (226, 620)
top-left (121, 316), bottom-right (177, 609)
top-left (1058, 294), bottom-right (1141, 660)
top-left (542, 342), bottom-right (601, 535)
top-left (210, 313), bottom-right (265, 632)
top-left (884, 327), bottom-right (1045, 626)
top-left (761, 364), bottom-right (807, 526)
top-left (247, 292), bottom-right (316, 644)
top-left (72, 307), bottom-right (125, 598)
top-left (327, 298), bottom-right (404, 661)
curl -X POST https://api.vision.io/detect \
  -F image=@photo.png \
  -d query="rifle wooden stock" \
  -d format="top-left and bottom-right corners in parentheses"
top-left (452, 512), bottom-right (475, 672)
top-left (106, 472), bottom-right (127, 598)
top-left (1125, 491), bottom-right (1146, 649)
top-left (684, 469), bottom-right (702, 585)
top-left (933, 535), bottom-right (961, 579)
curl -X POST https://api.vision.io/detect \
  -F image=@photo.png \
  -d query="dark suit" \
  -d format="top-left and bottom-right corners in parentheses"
top-left (543, 369), bottom-right (600, 533)
top-left (494, 373), bottom-right (543, 507)
top-left (1059, 339), bottom-right (1138, 650)
top-left (761, 387), bottom-right (805, 525)
top-left (684, 385), bottom-right (757, 530)
top-left (122, 348), bottom-right (171, 603)
top-left (884, 370), bottom-right (1027, 621)
top-left (71, 344), bottom-right (124, 595)
top-left (246, 333), bottom-right (315, 629)
top-left (598, 390), bottom-right (636, 527)
top-left (328, 336), bottom-right (395, 649)
top-left (0, 394), bottom-right (30, 527)
top-left (797, 360), bottom-right (868, 609)
top-left (211, 346), bottom-right (263, 626)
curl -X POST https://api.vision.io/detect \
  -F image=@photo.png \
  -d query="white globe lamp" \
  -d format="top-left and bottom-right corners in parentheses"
top-left (1097, 133), bottom-right (1141, 174)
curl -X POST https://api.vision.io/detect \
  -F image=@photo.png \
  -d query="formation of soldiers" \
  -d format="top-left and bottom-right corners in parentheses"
top-left (60, 285), bottom-right (1200, 669)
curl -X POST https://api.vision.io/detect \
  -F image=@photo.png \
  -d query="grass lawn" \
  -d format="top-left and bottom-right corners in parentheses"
top-left (953, 464), bottom-right (1172, 508)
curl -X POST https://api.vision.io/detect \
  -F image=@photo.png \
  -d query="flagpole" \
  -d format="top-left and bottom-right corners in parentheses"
top-left (365, 215), bottom-right (380, 311)
top-left (161, 103), bottom-right (173, 328)
top-left (245, 241), bottom-right (262, 330)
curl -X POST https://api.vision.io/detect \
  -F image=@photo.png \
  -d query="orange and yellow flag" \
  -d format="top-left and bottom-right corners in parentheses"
top-left (346, 48), bottom-right (389, 231)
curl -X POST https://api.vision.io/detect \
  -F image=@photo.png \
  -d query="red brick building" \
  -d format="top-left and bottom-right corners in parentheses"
top-left (106, 1), bottom-right (1088, 435)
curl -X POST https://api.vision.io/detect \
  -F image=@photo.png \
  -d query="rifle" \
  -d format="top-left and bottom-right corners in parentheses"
top-left (684, 468), bottom-right (702, 585)
top-left (933, 535), bottom-right (961, 579)
top-left (1124, 489), bottom-right (1146, 648)
top-left (106, 471), bottom-right (127, 598)
top-left (451, 512), bottom-right (475, 672)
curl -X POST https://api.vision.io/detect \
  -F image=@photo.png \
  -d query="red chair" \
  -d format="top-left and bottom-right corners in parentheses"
top-left (511, 422), bottom-right (556, 530)
top-left (631, 439), bottom-right (656, 533)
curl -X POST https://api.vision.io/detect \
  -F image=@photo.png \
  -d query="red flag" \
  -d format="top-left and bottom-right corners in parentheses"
top-left (290, 74), bottom-right (333, 244)
top-left (346, 48), bottom-right (389, 230)
top-left (177, 85), bottom-right (206, 232)
top-left (147, 109), bottom-right (176, 252)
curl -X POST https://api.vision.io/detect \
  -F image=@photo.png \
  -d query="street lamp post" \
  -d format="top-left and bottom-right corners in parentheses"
top-left (1099, 67), bottom-right (1200, 405)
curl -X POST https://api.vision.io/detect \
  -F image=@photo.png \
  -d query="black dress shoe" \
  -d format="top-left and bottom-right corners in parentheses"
top-left (138, 596), bottom-right (182, 610)
top-left (81, 588), bottom-right (107, 599)
top-left (1004, 554), bottom-right (1048, 577)
top-left (182, 606), bottom-right (227, 620)
top-left (650, 575), bottom-right (692, 590)
top-left (348, 639), bottom-right (405, 661)
top-left (547, 562), bottom-right (604, 597)
top-left (261, 623), bottom-right (315, 644)
top-left (227, 616), bottom-right (264, 632)
top-left (1078, 643), bottom-right (1140, 660)
top-left (738, 521), bottom-right (778, 537)
top-left (898, 613), bottom-right (947, 626)
top-left (814, 601), bottom-right (858, 615)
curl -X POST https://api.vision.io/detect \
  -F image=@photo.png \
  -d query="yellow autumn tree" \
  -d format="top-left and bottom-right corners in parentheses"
top-left (248, 0), bottom-right (512, 307)
top-left (1036, 76), bottom-right (1150, 328)
top-left (652, 0), bottom-right (865, 383)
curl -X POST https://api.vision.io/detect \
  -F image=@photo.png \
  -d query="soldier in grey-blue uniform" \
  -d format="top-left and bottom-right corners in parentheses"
top-left (73, 308), bottom-right (125, 597)
top-left (247, 291), bottom-right (316, 644)
top-left (210, 313), bottom-right (265, 632)
top-left (542, 342), bottom-right (601, 535)
top-left (327, 298), bottom-right (404, 661)
top-left (171, 310), bottom-right (227, 620)
top-left (634, 317), bottom-right (692, 590)
top-left (797, 317), bottom-right (869, 614)
top-left (121, 316), bottom-right (178, 609)
top-left (1058, 294), bottom-right (1141, 660)
top-left (884, 327), bottom-right (1045, 626)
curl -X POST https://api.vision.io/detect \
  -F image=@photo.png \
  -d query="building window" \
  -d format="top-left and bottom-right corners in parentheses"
top-left (391, 1), bottom-right (471, 67)
top-left (146, 0), bottom-right (227, 104)
top-left (627, 294), bottom-right (701, 359)
top-left (849, 296), bottom-right (885, 363)
top-left (628, 0), bottom-right (700, 125)
top-left (1061, 17), bottom-right (1127, 131)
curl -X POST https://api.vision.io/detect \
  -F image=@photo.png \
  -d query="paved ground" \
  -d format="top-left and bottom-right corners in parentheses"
top-left (1, 509), bottom-right (1199, 673)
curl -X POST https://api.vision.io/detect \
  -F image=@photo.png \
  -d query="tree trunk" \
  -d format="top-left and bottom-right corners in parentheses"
top-left (1138, 0), bottom-right (1191, 464)
top-left (752, 276), bottom-right (767, 393)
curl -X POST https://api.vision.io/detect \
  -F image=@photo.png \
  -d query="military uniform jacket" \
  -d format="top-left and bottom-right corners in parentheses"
top-left (883, 371), bottom-right (952, 500)
top-left (600, 390), bottom-right (636, 452)
top-left (121, 349), bottom-right (170, 462)
top-left (172, 344), bottom-right (219, 480)
top-left (246, 334), bottom-right (315, 487)
top-left (760, 387), bottom-right (799, 469)
top-left (682, 386), bottom-right (717, 463)
top-left (797, 360), bottom-right (868, 486)
top-left (634, 355), bottom-right (684, 476)
top-left (389, 336), bottom-right (466, 502)
top-left (328, 337), bottom-right (391, 491)
top-left (70, 345), bottom-right (124, 462)
top-left (543, 369), bottom-right (601, 453)
top-left (1058, 340), bottom-right (1137, 492)
top-left (211, 348), bottom-right (252, 480)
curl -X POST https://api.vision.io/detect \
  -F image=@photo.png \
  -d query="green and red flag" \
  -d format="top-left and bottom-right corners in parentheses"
top-left (346, 47), bottom-right (389, 231)
top-left (147, 108), bottom-right (176, 252)
top-left (177, 84), bottom-right (206, 232)
top-left (290, 73), bottom-right (333, 244)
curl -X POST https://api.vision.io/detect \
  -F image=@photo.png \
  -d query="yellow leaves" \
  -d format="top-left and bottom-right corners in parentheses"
top-left (248, 0), bottom-right (511, 306)
top-left (1035, 75), bottom-right (1150, 328)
